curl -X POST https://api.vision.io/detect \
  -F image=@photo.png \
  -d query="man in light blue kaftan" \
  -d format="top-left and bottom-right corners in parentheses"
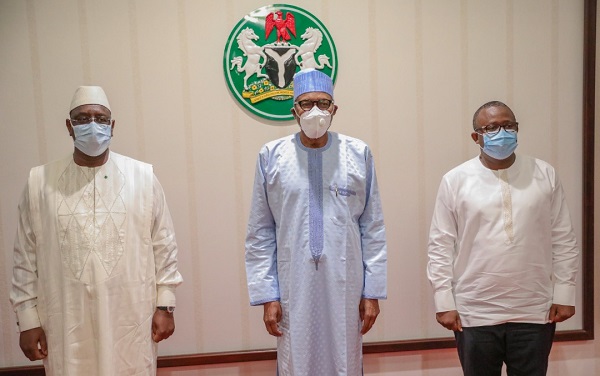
top-left (245, 69), bottom-right (387, 376)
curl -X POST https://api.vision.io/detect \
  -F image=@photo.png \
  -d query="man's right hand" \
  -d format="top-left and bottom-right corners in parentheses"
top-left (20, 327), bottom-right (48, 361)
top-left (263, 301), bottom-right (283, 337)
top-left (436, 310), bottom-right (463, 332)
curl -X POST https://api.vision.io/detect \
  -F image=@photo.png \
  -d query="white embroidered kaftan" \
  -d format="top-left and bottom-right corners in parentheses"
top-left (246, 132), bottom-right (387, 376)
top-left (427, 155), bottom-right (579, 327)
top-left (11, 152), bottom-right (182, 375)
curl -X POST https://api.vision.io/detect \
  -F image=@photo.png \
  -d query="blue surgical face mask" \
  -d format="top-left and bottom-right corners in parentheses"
top-left (72, 121), bottom-right (112, 156)
top-left (481, 128), bottom-right (518, 160)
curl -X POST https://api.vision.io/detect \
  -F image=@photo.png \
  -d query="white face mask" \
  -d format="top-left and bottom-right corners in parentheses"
top-left (299, 106), bottom-right (332, 139)
top-left (72, 121), bottom-right (112, 156)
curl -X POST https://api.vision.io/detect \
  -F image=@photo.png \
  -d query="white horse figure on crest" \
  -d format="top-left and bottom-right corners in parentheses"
top-left (295, 27), bottom-right (333, 70)
top-left (230, 28), bottom-right (268, 90)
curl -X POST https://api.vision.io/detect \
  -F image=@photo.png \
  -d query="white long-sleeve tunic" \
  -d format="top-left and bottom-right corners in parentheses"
top-left (245, 132), bottom-right (387, 376)
top-left (427, 154), bottom-right (579, 327)
top-left (10, 152), bottom-right (183, 375)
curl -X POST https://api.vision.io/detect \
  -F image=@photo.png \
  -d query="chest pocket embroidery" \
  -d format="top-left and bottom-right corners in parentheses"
top-left (329, 183), bottom-right (356, 197)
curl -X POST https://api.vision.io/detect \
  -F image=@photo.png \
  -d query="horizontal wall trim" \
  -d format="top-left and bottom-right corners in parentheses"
top-left (0, 331), bottom-right (593, 375)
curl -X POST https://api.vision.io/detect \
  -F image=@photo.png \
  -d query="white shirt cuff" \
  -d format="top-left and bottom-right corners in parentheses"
top-left (16, 306), bottom-right (41, 332)
top-left (157, 285), bottom-right (176, 307)
top-left (553, 283), bottom-right (576, 306)
top-left (434, 289), bottom-right (457, 312)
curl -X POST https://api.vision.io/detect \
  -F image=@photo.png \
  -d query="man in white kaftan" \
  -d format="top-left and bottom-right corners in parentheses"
top-left (10, 86), bottom-right (183, 375)
top-left (245, 69), bottom-right (387, 376)
top-left (427, 101), bottom-right (579, 376)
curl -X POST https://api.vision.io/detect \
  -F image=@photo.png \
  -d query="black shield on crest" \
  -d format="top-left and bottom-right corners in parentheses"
top-left (264, 45), bottom-right (297, 88)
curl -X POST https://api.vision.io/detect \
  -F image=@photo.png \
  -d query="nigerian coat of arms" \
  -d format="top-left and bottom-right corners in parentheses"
top-left (223, 4), bottom-right (338, 121)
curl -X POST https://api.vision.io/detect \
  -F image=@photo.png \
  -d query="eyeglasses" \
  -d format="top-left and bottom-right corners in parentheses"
top-left (475, 121), bottom-right (518, 136)
top-left (70, 116), bottom-right (112, 126)
top-left (294, 99), bottom-right (333, 111)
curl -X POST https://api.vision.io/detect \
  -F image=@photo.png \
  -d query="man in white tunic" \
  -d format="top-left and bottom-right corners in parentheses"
top-left (10, 86), bottom-right (183, 375)
top-left (245, 69), bottom-right (387, 376)
top-left (427, 101), bottom-right (579, 376)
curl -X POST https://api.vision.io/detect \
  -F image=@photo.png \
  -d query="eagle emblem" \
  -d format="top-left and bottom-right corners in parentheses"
top-left (265, 11), bottom-right (296, 44)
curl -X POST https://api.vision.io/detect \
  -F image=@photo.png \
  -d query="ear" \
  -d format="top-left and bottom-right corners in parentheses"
top-left (110, 120), bottom-right (115, 137)
top-left (331, 104), bottom-right (338, 116)
top-left (291, 108), bottom-right (300, 125)
top-left (66, 119), bottom-right (75, 139)
top-left (470, 132), bottom-right (479, 143)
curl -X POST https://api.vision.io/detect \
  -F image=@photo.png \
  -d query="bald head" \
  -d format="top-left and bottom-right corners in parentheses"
top-left (472, 101), bottom-right (515, 130)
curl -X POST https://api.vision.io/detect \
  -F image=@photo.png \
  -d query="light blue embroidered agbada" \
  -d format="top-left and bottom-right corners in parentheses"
top-left (246, 132), bottom-right (387, 376)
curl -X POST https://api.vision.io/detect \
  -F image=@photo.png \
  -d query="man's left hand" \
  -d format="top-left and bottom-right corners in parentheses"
top-left (548, 304), bottom-right (575, 323)
top-left (359, 298), bottom-right (380, 335)
top-left (152, 309), bottom-right (175, 343)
